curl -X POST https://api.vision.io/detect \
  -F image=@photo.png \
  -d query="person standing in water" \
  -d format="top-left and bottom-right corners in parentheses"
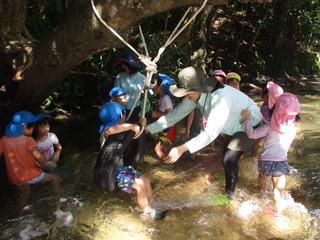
top-left (151, 74), bottom-right (176, 161)
top-left (146, 66), bottom-right (262, 199)
top-left (114, 52), bottom-right (146, 123)
top-left (241, 93), bottom-right (300, 215)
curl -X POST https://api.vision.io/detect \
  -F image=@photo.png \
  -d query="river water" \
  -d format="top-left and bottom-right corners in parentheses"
top-left (0, 79), bottom-right (320, 240)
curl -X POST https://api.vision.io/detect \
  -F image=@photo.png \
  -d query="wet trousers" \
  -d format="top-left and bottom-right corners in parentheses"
top-left (222, 148), bottom-right (245, 194)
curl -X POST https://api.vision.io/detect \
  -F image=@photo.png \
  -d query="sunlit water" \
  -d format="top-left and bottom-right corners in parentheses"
top-left (1, 80), bottom-right (320, 240)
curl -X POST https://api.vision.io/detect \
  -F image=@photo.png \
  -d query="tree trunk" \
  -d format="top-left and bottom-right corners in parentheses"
top-left (0, 0), bottom-right (271, 127)
top-left (273, 0), bottom-right (290, 49)
top-left (0, 0), bottom-right (33, 83)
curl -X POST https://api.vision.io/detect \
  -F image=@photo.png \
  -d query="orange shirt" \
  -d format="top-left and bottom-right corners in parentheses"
top-left (0, 135), bottom-right (42, 184)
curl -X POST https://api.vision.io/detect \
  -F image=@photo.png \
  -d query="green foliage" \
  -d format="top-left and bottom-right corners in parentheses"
top-left (206, 0), bottom-right (320, 78)
top-left (27, 1), bottom-right (320, 112)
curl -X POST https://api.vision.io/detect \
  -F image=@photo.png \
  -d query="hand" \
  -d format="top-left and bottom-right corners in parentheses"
top-left (151, 110), bottom-right (158, 118)
top-left (52, 153), bottom-right (60, 163)
top-left (163, 144), bottom-right (188, 164)
top-left (241, 110), bottom-right (251, 121)
top-left (139, 117), bottom-right (147, 127)
top-left (12, 65), bottom-right (25, 81)
top-left (132, 124), bottom-right (141, 137)
top-left (42, 161), bottom-right (57, 170)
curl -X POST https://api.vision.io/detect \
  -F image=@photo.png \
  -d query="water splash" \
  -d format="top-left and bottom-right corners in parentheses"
top-left (238, 200), bottom-right (261, 219)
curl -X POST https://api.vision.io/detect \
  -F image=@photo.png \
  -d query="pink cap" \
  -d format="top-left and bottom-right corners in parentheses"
top-left (270, 93), bottom-right (300, 134)
top-left (267, 81), bottom-right (283, 109)
top-left (212, 70), bottom-right (226, 78)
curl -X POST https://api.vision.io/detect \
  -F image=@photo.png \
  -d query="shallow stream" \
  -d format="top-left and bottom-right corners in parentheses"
top-left (0, 79), bottom-right (320, 240)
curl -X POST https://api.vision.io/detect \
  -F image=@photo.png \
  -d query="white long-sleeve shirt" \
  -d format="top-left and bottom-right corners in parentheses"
top-left (147, 85), bottom-right (262, 153)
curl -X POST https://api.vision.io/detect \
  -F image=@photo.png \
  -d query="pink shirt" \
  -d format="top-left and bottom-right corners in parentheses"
top-left (0, 135), bottom-right (42, 184)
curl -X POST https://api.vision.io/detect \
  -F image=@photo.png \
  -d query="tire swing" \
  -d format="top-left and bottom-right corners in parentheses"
top-left (91, 0), bottom-right (207, 192)
top-left (94, 130), bottom-right (145, 192)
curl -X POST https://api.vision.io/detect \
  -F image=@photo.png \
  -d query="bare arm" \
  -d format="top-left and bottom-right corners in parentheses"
top-left (184, 110), bottom-right (195, 139)
top-left (151, 107), bottom-right (173, 118)
top-left (30, 146), bottom-right (52, 166)
top-left (12, 65), bottom-right (25, 81)
top-left (105, 123), bottom-right (141, 136)
top-left (52, 143), bottom-right (62, 162)
top-left (249, 83), bottom-right (262, 93)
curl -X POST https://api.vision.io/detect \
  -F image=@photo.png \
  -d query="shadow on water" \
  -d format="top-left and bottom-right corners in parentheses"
top-left (1, 80), bottom-right (320, 240)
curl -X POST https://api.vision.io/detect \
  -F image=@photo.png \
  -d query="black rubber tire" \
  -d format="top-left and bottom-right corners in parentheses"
top-left (94, 130), bottom-right (144, 192)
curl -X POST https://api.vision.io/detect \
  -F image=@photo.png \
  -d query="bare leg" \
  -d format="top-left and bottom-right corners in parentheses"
top-left (155, 143), bottom-right (166, 161)
top-left (272, 175), bottom-right (287, 214)
top-left (38, 173), bottom-right (61, 191)
top-left (132, 175), bottom-right (153, 213)
top-left (258, 172), bottom-right (270, 190)
top-left (17, 184), bottom-right (31, 205)
top-left (251, 138), bottom-right (264, 157)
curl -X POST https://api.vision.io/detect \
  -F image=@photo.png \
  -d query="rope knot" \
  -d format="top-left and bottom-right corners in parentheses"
top-left (140, 56), bottom-right (158, 74)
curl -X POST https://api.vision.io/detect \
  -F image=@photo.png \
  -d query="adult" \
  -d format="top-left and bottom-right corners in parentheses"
top-left (114, 52), bottom-right (146, 123)
top-left (146, 66), bottom-right (262, 198)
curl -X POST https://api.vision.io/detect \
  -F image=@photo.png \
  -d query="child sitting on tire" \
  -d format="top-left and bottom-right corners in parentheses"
top-left (98, 101), bottom-right (167, 220)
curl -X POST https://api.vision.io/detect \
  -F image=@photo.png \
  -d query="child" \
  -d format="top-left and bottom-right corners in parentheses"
top-left (226, 72), bottom-right (241, 90)
top-left (0, 111), bottom-right (61, 204)
top-left (151, 74), bottom-right (176, 161)
top-left (251, 81), bottom-right (283, 157)
top-left (259, 81), bottom-right (283, 123)
top-left (114, 52), bottom-right (146, 122)
top-left (99, 101), bottom-right (166, 220)
top-left (211, 69), bottom-right (226, 84)
top-left (109, 86), bottom-right (126, 106)
top-left (241, 93), bottom-right (300, 215)
top-left (33, 114), bottom-right (62, 162)
top-left (226, 72), bottom-right (262, 93)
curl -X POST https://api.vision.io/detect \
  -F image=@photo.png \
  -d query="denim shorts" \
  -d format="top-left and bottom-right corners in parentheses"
top-left (258, 161), bottom-right (290, 176)
top-left (18, 172), bottom-right (45, 185)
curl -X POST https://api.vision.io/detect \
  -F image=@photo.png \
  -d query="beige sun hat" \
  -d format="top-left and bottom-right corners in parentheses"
top-left (169, 66), bottom-right (217, 97)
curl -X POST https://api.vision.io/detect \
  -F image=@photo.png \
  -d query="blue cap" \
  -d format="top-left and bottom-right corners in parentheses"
top-left (109, 87), bottom-right (126, 98)
top-left (35, 114), bottom-right (49, 121)
top-left (5, 123), bottom-right (24, 137)
top-left (11, 111), bottom-right (40, 124)
top-left (99, 102), bottom-right (125, 134)
top-left (158, 74), bottom-right (173, 96)
top-left (116, 52), bottom-right (143, 69)
top-left (5, 111), bottom-right (40, 136)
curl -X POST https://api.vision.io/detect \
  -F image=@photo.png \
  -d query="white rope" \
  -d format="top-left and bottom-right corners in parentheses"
top-left (91, 0), bottom-right (208, 138)
top-left (139, 24), bottom-right (149, 58)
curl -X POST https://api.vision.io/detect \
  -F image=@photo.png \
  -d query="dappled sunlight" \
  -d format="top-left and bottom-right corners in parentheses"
top-left (92, 210), bottom-right (155, 240)
top-left (1, 90), bottom-right (320, 239)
